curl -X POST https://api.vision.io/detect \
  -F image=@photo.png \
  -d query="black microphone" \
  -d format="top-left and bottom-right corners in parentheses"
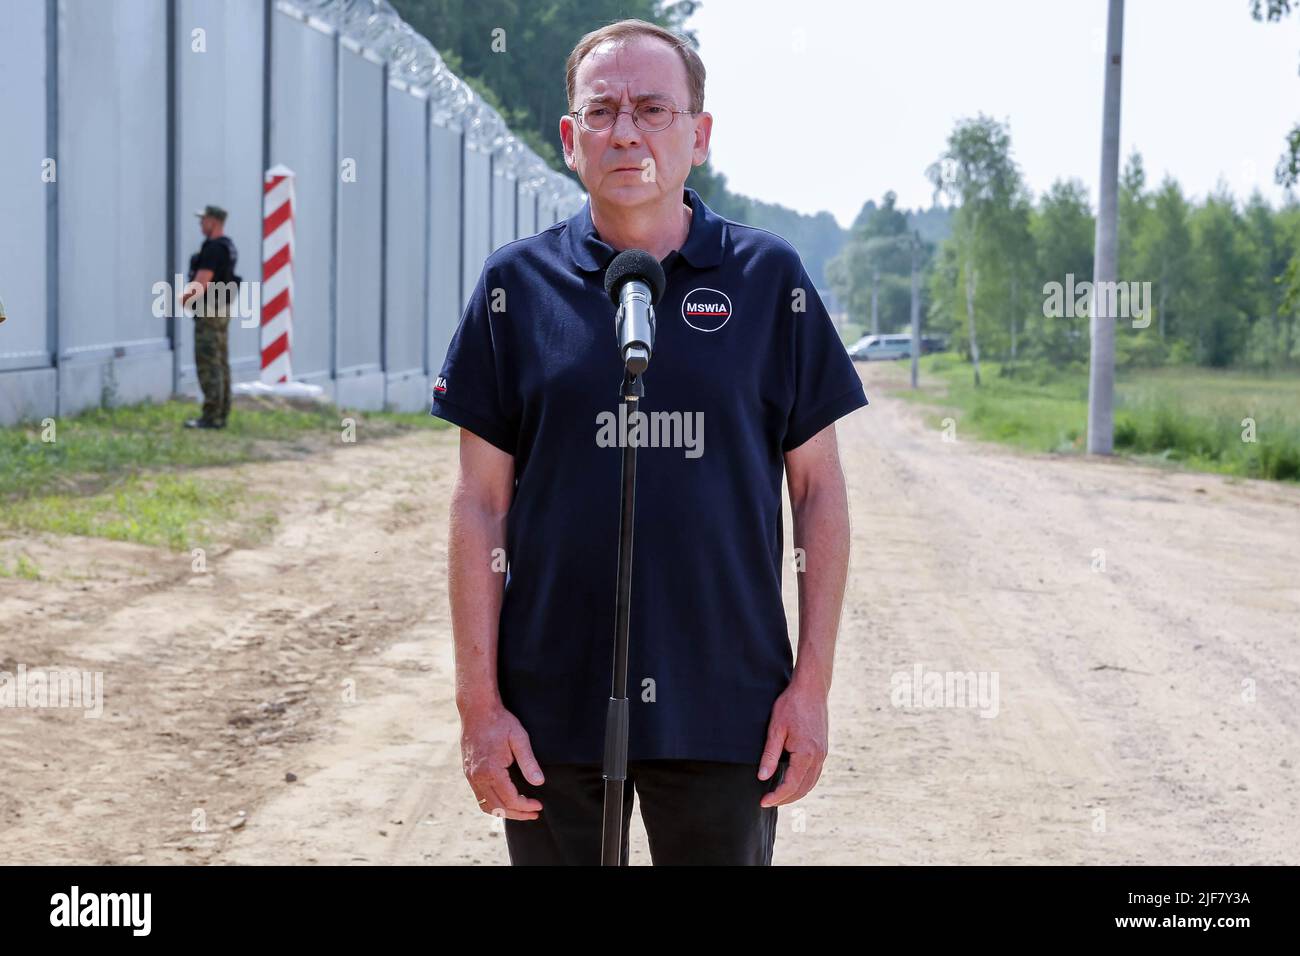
top-left (604, 250), bottom-right (666, 375)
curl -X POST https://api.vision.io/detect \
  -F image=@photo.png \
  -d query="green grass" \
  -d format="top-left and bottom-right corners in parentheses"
top-left (0, 552), bottom-right (41, 580)
top-left (0, 396), bottom-right (450, 549)
top-left (0, 397), bottom-right (448, 499)
top-left (891, 355), bottom-right (1300, 482)
top-left (0, 473), bottom-right (245, 550)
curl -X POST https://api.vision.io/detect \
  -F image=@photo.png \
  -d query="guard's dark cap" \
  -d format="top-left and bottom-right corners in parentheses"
top-left (194, 204), bottom-right (228, 221)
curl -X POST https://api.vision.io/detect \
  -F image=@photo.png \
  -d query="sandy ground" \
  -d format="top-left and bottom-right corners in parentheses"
top-left (2, 361), bottom-right (1298, 865)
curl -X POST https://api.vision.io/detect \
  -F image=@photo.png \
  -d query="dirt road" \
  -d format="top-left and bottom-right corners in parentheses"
top-left (3, 362), bottom-right (1298, 865)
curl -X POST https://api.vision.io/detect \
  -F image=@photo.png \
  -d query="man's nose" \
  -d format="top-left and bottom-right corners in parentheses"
top-left (609, 108), bottom-right (641, 145)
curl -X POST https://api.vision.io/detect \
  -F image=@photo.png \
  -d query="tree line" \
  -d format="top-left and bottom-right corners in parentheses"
top-left (829, 114), bottom-right (1300, 375)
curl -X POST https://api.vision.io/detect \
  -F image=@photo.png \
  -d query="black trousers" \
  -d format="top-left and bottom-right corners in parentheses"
top-left (503, 758), bottom-right (788, 865)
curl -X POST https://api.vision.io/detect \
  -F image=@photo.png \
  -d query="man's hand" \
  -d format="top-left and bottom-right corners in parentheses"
top-left (460, 702), bottom-right (546, 820)
top-left (757, 676), bottom-right (829, 808)
top-left (761, 420), bottom-right (847, 809)
top-left (182, 269), bottom-right (214, 307)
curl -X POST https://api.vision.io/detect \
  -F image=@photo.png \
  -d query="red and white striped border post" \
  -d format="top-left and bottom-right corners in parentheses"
top-left (261, 165), bottom-right (295, 383)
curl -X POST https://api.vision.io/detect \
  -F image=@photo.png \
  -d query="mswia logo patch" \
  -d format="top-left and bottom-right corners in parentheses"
top-left (681, 288), bottom-right (732, 332)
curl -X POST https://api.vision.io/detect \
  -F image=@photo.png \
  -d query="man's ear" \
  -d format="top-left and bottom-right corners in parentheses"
top-left (692, 112), bottom-right (713, 167)
top-left (559, 115), bottom-right (576, 168)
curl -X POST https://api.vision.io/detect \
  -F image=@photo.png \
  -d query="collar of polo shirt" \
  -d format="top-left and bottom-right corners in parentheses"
top-left (564, 186), bottom-right (725, 273)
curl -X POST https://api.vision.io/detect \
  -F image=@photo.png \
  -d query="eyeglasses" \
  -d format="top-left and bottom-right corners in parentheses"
top-left (570, 101), bottom-right (697, 133)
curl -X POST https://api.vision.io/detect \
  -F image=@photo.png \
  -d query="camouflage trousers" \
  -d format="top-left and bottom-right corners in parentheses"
top-left (194, 314), bottom-right (232, 426)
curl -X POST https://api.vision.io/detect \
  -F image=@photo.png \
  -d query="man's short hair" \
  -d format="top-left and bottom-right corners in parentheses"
top-left (565, 18), bottom-right (706, 114)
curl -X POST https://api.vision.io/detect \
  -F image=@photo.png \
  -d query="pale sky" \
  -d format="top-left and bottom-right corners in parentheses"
top-left (687, 0), bottom-right (1299, 227)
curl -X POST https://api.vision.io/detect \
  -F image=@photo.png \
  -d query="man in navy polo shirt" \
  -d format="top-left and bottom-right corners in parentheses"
top-left (431, 18), bottom-right (868, 865)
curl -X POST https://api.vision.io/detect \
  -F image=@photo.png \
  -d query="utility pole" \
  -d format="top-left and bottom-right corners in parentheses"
top-left (909, 232), bottom-right (921, 389)
top-left (1087, 0), bottom-right (1124, 454)
top-left (870, 267), bottom-right (879, 336)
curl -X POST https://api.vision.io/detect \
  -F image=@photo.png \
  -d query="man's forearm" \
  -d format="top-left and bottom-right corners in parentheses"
top-left (448, 489), bottom-right (508, 716)
top-left (789, 481), bottom-right (851, 696)
top-left (182, 270), bottom-right (214, 306)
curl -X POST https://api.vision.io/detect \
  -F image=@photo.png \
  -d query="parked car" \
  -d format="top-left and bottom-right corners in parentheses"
top-left (848, 334), bottom-right (913, 361)
top-left (921, 335), bottom-right (948, 355)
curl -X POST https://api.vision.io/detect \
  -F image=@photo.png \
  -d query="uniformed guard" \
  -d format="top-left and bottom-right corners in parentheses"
top-left (183, 204), bottom-right (238, 430)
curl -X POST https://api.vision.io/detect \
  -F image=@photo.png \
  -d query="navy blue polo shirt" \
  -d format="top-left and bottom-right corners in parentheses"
top-left (430, 186), bottom-right (868, 765)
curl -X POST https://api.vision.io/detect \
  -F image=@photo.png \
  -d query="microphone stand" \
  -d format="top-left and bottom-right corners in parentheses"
top-left (601, 364), bottom-right (643, 866)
